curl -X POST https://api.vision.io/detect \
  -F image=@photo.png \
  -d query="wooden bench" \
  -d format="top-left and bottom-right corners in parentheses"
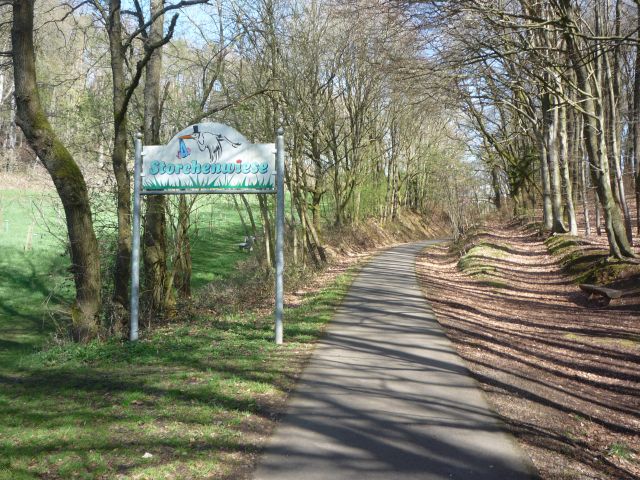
top-left (579, 284), bottom-right (640, 305)
top-left (237, 235), bottom-right (255, 252)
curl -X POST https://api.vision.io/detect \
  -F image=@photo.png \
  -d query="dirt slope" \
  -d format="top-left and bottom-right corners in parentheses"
top-left (417, 222), bottom-right (640, 480)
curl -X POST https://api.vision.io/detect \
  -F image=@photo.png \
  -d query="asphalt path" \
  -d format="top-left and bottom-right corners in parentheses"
top-left (253, 241), bottom-right (538, 480)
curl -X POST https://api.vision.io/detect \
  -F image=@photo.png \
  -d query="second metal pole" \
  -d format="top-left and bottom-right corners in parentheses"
top-left (274, 126), bottom-right (285, 344)
top-left (130, 133), bottom-right (143, 341)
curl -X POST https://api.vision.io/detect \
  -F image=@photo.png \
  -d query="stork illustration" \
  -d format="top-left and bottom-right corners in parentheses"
top-left (179, 125), bottom-right (241, 163)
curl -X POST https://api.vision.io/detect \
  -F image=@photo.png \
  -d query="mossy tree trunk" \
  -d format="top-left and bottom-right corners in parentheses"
top-left (12, 0), bottom-right (101, 341)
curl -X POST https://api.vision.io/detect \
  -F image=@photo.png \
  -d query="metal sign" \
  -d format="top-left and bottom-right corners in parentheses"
top-left (141, 123), bottom-right (276, 194)
top-left (130, 123), bottom-right (285, 345)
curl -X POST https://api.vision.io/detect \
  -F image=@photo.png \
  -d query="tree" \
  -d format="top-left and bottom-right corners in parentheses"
top-left (11, 0), bottom-right (102, 341)
top-left (408, 0), bottom-right (637, 258)
top-left (558, 0), bottom-right (635, 258)
top-left (143, 0), bottom-right (172, 319)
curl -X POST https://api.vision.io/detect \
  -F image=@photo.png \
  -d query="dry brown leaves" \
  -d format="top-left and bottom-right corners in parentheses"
top-left (417, 222), bottom-right (640, 480)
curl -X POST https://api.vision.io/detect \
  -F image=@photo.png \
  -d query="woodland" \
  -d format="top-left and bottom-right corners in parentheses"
top-left (2, 0), bottom-right (484, 341)
top-left (1, 1), bottom-right (640, 478)
top-left (4, 0), bottom-right (637, 338)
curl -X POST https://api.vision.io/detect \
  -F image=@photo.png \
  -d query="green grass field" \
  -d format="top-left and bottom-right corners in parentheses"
top-left (187, 196), bottom-right (259, 290)
top-left (0, 268), bottom-right (354, 479)
top-left (0, 189), bottom-right (354, 479)
top-left (0, 191), bottom-right (72, 364)
top-left (0, 191), bottom-right (261, 353)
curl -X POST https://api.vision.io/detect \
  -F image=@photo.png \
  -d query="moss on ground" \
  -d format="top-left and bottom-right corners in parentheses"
top-left (458, 242), bottom-right (509, 276)
top-left (457, 242), bottom-right (510, 284)
top-left (543, 235), bottom-right (640, 284)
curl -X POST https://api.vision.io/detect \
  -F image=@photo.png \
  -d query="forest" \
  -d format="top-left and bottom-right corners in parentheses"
top-left (2, 0), bottom-right (484, 341)
top-left (1, 1), bottom-right (639, 479)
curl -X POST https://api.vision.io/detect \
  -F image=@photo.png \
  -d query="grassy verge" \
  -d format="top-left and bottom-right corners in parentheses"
top-left (456, 240), bottom-right (510, 288)
top-left (0, 265), bottom-right (357, 480)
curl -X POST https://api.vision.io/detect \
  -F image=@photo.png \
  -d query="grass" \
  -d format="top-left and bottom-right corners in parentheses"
top-left (0, 188), bottom-right (358, 479)
top-left (0, 262), bottom-right (357, 479)
top-left (563, 332), bottom-right (640, 350)
top-left (457, 241), bottom-right (509, 279)
top-left (143, 177), bottom-right (274, 192)
top-left (0, 191), bottom-right (260, 350)
top-left (607, 442), bottom-right (634, 460)
top-left (187, 196), bottom-right (259, 290)
top-left (0, 191), bottom-right (72, 365)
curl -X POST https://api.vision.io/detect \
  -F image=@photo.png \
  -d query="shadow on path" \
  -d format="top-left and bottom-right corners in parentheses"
top-left (253, 242), bottom-right (538, 480)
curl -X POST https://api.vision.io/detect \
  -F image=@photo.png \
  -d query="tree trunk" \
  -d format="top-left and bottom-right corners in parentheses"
top-left (581, 150), bottom-right (591, 236)
top-left (559, 101), bottom-right (577, 234)
top-left (107, 0), bottom-right (132, 319)
top-left (232, 195), bottom-right (249, 236)
top-left (604, 49), bottom-right (633, 243)
top-left (391, 153), bottom-right (400, 220)
top-left (634, 3), bottom-right (640, 234)
top-left (143, 0), bottom-right (171, 318)
top-left (240, 194), bottom-right (258, 238)
top-left (561, 9), bottom-right (635, 258)
top-left (539, 100), bottom-right (553, 230)
top-left (291, 196), bottom-right (298, 265)
top-left (595, 194), bottom-right (602, 236)
top-left (491, 165), bottom-right (502, 210)
top-left (174, 195), bottom-right (191, 299)
top-left (12, 0), bottom-right (101, 341)
top-left (258, 195), bottom-right (273, 269)
top-left (545, 93), bottom-right (567, 233)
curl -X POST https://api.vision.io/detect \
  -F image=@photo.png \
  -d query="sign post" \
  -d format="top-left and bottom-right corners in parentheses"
top-left (274, 126), bottom-right (285, 344)
top-left (130, 133), bottom-right (143, 341)
top-left (129, 123), bottom-right (284, 344)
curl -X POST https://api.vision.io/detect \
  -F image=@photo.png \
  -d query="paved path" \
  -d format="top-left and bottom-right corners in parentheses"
top-left (253, 242), bottom-right (537, 480)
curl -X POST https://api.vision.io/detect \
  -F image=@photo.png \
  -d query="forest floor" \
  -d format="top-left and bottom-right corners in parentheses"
top-left (416, 221), bottom-right (640, 480)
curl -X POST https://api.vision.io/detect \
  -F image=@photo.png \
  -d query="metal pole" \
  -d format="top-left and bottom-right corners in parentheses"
top-left (130, 133), bottom-right (143, 341)
top-left (275, 125), bottom-right (285, 344)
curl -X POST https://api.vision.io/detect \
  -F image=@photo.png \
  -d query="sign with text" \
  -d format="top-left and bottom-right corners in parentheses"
top-left (142, 123), bottom-right (275, 193)
top-left (130, 123), bottom-right (285, 345)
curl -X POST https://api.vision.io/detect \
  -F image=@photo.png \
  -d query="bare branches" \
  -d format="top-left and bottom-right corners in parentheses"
top-left (188, 88), bottom-right (275, 125)
top-left (120, 13), bottom-right (179, 124)
top-left (122, 0), bottom-right (209, 50)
